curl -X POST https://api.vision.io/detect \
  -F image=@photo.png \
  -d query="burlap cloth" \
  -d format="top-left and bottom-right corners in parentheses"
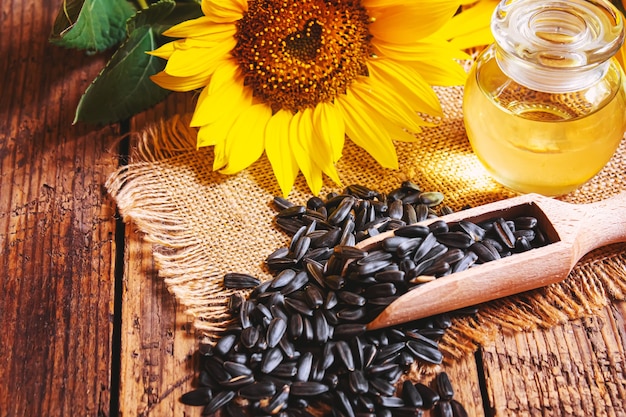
top-left (106, 86), bottom-right (626, 361)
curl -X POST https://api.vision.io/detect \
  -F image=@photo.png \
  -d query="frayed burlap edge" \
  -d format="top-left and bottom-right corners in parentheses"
top-left (106, 87), bottom-right (626, 361)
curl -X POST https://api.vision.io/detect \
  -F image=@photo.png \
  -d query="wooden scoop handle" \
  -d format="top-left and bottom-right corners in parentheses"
top-left (365, 192), bottom-right (626, 330)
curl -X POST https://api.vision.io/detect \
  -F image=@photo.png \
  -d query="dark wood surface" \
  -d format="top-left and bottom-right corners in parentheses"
top-left (1, 2), bottom-right (625, 417)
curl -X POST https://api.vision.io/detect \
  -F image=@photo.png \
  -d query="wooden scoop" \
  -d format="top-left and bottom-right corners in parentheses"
top-left (362, 192), bottom-right (626, 330)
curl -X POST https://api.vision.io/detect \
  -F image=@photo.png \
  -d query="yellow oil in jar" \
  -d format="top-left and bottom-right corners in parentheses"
top-left (464, 50), bottom-right (626, 196)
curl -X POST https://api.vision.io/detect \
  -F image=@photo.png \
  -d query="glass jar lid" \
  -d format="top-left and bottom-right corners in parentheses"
top-left (492, 0), bottom-right (624, 92)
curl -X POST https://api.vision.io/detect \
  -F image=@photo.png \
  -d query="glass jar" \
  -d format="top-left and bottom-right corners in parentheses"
top-left (463, 0), bottom-right (626, 196)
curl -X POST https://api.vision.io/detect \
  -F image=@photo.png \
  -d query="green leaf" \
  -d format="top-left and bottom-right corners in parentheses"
top-left (50, 0), bottom-right (136, 52)
top-left (73, 0), bottom-right (203, 124)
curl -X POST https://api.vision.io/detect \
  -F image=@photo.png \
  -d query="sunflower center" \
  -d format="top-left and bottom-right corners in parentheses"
top-left (233, 0), bottom-right (372, 113)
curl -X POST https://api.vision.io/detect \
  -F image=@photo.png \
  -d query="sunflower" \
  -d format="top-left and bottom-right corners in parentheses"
top-left (151, 0), bottom-right (492, 196)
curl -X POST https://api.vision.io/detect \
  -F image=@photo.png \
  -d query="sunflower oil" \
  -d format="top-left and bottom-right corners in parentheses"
top-left (463, 0), bottom-right (626, 196)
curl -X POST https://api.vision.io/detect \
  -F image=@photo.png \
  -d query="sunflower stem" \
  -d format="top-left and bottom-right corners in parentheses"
top-left (137, 0), bottom-right (149, 9)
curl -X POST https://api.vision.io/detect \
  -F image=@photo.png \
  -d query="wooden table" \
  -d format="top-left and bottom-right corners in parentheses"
top-left (1, 3), bottom-right (625, 416)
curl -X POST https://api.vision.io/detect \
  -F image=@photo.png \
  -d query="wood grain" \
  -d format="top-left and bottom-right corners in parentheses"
top-left (0, 2), bottom-right (119, 416)
top-left (118, 93), bottom-right (198, 416)
top-left (480, 304), bottom-right (626, 416)
top-left (118, 223), bottom-right (197, 417)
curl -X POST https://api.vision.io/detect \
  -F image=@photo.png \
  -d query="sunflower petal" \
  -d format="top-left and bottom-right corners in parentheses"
top-left (165, 36), bottom-right (236, 77)
top-left (350, 80), bottom-right (429, 133)
top-left (368, 59), bottom-right (442, 116)
top-left (191, 60), bottom-right (244, 127)
top-left (201, 0), bottom-right (246, 22)
top-left (265, 110), bottom-right (300, 197)
top-left (202, 0), bottom-right (248, 19)
top-left (150, 71), bottom-right (210, 92)
top-left (405, 58), bottom-right (468, 86)
top-left (306, 107), bottom-right (341, 185)
top-left (336, 90), bottom-right (398, 170)
top-left (219, 104), bottom-right (272, 175)
top-left (197, 90), bottom-right (251, 149)
top-left (148, 41), bottom-right (177, 59)
top-left (315, 101), bottom-right (345, 163)
top-left (368, 0), bottom-right (460, 42)
top-left (163, 17), bottom-right (233, 38)
top-left (289, 111), bottom-right (324, 195)
top-left (436, 0), bottom-right (497, 49)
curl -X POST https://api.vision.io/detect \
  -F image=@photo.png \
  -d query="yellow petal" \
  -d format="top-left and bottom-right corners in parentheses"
top-left (380, 120), bottom-right (421, 142)
top-left (201, 0), bottom-right (247, 22)
top-left (372, 38), bottom-right (469, 61)
top-left (350, 80), bottom-right (429, 133)
top-left (165, 36), bottom-right (235, 77)
top-left (314, 101), bottom-right (345, 163)
top-left (202, 0), bottom-right (248, 19)
top-left (405, 58), bottom-right (468, 86)
top-left (150, 71), bottom-right (210, 92)
top-left (368, 0), bottom-right (460, 43)
top-left (148, 41), bottom-right (177, 59)
top-left (289, 111), bottom-right (324, 195)
top-left (163, 17), bottom-right (228, 38)
top-left (304, 106), bottom-right (341, 185)
top-left (190, 60), bottom-right (245, 127)
top-left (197, 88), bottom-right (252, 149)
top-left (336, 90), bottom-right (398, 170)
top-left (367, 59), bottom-right (442, 117)
top-left (265, 110), bottom-right (300, 197)
top-left (436, 0), bottom-right (497, 47)
top-left (219, 104), bottom-right (272, 175)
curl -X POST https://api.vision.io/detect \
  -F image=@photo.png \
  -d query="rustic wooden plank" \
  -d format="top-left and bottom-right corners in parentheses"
top-left (444, 353), bottom-right (486, 416)
top-left (481, 304), bottom-right (626, 416)
top-left (0, 1), bottom-right (119, 416)
top-left (118, 94), bottom-right (198, 416)
top-left (118, 223), bottom-right (198, 417)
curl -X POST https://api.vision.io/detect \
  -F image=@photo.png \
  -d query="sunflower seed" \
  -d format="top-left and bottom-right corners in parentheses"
top-left (368, 377), bottom-right (396, 397)
top-left (469, 241), bottom-right (500, 263)
top-left (394, 224), bottom-right (430, 238)
top-left (213, 334), bottom-right (237, 356)
top-left (458, 220), bottom-right (486, 241)
top-left (285, 298), bottom-right (313, 316)
top-left (335, 390), bottom-right (356, 417)
top-left (267, 318), bottom-right (287, 348)
top-left (224, 361), bottom-right (253, 377)
top-left (180, 387), bottom-right (213, 406)
top-left (261, 348), bottom-right (284, 374)
top-left (288, 313), bottom-right (303, 340)
top-left (436, 372), bottom-right (454, 401)
top-left (203, 390), bottom-right (235, 415)
top-left (261, 384), bottom-right (290, 415)
top-left (239, 381), bottom-right (277, 400)
top-left (224, 273), bottom-right (262, 289)
top-left (348, 370), bottom-right (369, 394)
top-left (271, 269), bottom-right (297, 289)
top-left (435, 401), bottom-right (453, 417)
top-left (280, 271), bottom-right (309, 295)
top-left (415, 383), bottom-right (440, 409)
top-left (335, 340), bottom-right (355, 371)
top-left (450, 399), bottom-right (469, 417)
top-left (406, 340), bottom-right (443, 364)
top-left (402, 380), bottom-right (423, 408)
top-left (332, 323), bottom-right (367, 339)
top-left (493, 217), bottom-right (515, 249)
top-left (338, 290), bottom-right (367, 306)
top-left (221, 374), bottom-right (255, 389)
top-left (378, 396), bottom-right (405, 408)
top-left (290, 381), bottom-right (329, 396)
top-left (436, 232), bottom-right (473, 249)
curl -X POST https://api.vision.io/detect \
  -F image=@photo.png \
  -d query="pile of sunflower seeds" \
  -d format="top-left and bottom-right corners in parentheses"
top-left (181, 182), bottom-right (548, 417)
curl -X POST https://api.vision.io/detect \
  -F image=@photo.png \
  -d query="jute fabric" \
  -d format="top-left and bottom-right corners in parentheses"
top-left (106, 86), bottom-right (626, 360)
